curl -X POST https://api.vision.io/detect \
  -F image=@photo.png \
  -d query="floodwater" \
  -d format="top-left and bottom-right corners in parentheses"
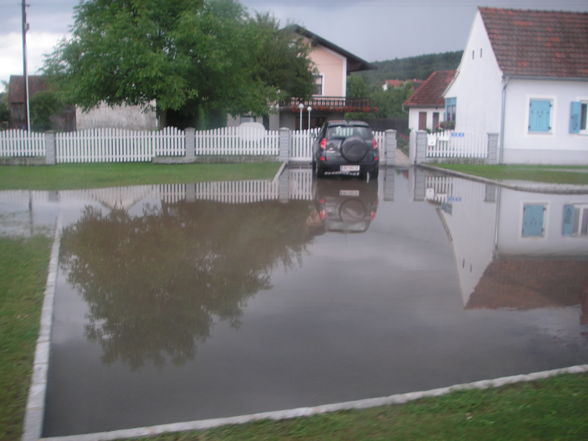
top-left (1, 167), bottom-right (587, 437)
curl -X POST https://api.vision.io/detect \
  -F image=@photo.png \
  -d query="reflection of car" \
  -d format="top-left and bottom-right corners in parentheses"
top-left (312, 120), bottom-right (379, 179)
top-left (314, 178), bottom-right (378, 233)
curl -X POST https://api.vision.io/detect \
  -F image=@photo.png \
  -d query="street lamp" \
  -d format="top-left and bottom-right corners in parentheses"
top-left (307, 106), bottom-right (312, 130)
top-left (298, 103), bottom-right (304, 131)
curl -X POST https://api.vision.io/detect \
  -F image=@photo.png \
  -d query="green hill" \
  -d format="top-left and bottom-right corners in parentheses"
top-left (356, 51), bottom-right (463, 86)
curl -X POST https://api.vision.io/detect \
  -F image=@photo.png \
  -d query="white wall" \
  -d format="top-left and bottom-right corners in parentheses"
top-left (76, 102), bottom-right (158, 130)
top-left (444, 11), bottom-right (503, 134)
top-left (503, 79), bottom-right (588, 164)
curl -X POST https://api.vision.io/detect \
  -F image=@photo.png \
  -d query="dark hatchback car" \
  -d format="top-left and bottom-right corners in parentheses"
top-left (312, 120), bottom-right (379, 179)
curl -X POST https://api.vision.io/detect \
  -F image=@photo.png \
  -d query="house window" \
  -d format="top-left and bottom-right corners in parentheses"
top-left (569, 101), bottom-right (588, 134)
top-left (522, 204), bottom-right (546, 238)
top-left (313, 74), bottom-right (324, 96)
top-left (445, 97), bottom-right (456, 123)
top-left (562, 204), bottom-right (588, 237)
top-left (528, 98), bottom-right (552, 133)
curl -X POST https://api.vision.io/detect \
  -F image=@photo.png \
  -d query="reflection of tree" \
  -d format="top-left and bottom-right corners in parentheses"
top-left (60, 199), bottom-right (316, 369)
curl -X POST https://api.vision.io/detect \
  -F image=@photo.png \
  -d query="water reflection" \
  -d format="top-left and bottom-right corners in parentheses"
top-left (313, 178), bottom-right (378, 233)
top-left (59, 199), bottom-right (317, 369)
top-left (418, 168), bottom-right (588, 324)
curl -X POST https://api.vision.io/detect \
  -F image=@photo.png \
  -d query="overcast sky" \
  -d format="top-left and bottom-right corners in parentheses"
top-left (1, 0), bottom-right (587, 86)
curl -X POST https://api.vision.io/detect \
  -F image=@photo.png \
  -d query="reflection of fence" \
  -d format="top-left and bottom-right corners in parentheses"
top-left (0, 169), bottom-right (315, 210)
top-left (425, 176), bottom-right (455, 203)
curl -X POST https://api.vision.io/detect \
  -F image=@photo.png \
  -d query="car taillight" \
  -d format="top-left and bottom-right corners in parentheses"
top-left (320, 138), bottom-right (327, 149)
top-left (372, 138), bottom-right (378, 149)
top-left (319, 155), bottom-right (326, 161)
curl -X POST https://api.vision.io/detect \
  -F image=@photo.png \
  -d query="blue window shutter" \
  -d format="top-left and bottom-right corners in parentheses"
top-left (529, 99), bottom-right (551, 132)
top-left (569, 101), bottom-right (581, 134)
top-left (562, 204), bottom-right (575, 236)
top-left (522, 204), bottom-right (545, 237)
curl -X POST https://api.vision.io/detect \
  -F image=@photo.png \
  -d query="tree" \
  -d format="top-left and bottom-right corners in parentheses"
top-left (30, 90), bottom-right (65, 131)
top-left (44, 0), bottom-right (315, 128)
top-left (0, 81), bottom-right (9, 128)
top-left (345, 75), bottom-right (413, 121)
top-left (59, 199), bottom-right (317, 369)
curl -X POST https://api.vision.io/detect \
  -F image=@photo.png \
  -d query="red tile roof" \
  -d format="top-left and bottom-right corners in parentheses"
top-left (466, 258), bottom-right (588, 320)
top-left (479, 7), bottom-right (588, 79)
top-left (403, 70), bottom-right (455, 107)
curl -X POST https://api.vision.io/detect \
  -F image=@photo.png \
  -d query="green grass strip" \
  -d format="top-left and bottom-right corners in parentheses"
top-left (435, 164), bottom-right (588, 185)
top-left (0, 235), bottom-right (51, 441)
top-left (129, 373), bottom-right (588, 441)
top-left (0, 162), bottom-right (280, 191)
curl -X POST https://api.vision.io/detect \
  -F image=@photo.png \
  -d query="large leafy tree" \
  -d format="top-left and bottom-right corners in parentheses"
top-left (44, 0), bottom-right (315, 128)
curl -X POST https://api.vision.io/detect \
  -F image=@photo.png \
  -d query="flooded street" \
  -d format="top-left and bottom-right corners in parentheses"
top-left (2, 167), bottom-right (587, 437)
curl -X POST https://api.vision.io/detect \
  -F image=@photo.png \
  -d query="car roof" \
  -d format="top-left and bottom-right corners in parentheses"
top-left (326, 120), bottom-right (370, 127)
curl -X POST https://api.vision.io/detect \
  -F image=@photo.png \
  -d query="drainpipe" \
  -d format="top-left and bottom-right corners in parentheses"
top-left (499, 76), bottom-right (509, 164)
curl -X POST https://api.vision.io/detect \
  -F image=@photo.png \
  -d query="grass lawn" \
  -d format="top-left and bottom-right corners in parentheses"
top-left (0, 162), bottom-right (280, 191)
top-left (434, 164), bottom-right (588, 185)
top-left (128, 373), bottom-right (588, 441)
top-left (0, 235), bottom-right (51, 441)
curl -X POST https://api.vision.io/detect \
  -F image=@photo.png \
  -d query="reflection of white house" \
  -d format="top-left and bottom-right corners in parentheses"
top-left (444, 7), bottom-right (588, 164)
top-left (421, 169), bottom-right (588, 320)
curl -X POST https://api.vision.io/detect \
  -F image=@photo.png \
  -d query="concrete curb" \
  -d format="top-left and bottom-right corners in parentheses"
top-left (41, 364), bottom-right (588, 441)
top-left (22, 217), bottom-right (62, 441)
top-left (419, 164), bottom-right (588, 194)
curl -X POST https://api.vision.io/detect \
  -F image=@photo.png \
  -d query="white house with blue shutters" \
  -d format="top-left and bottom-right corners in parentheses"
top-left (444, 7), bottom-right (588, 165)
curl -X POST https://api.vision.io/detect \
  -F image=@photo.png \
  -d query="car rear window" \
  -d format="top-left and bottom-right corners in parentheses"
top-left (327, 126), bottom-right (373, 140)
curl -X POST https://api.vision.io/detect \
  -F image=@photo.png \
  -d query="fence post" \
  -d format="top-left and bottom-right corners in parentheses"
top-left (415, 131), bottom-right (428, 164)
top-left (383, 166), bottom-right (395, 201)
top-left (185, 127), bottom-right (195, 162)
top-left (278, 167), bottom-right (289, 203)
top-left (45, 131), bottom-right (56, 165)
top-left (384, 129), bottom-right (396, 166)
top-left (486, 133), bottom-right (499, 165)
top-left (279, 127), bottom-right (290, 162)
top-left (413, 166), bottom-right (426, 201)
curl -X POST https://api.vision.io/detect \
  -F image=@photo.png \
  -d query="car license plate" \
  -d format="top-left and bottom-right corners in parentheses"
top-left (340, 165), bottom-right (360, 173)
top-left (340, 190), bottom-right (360, 197)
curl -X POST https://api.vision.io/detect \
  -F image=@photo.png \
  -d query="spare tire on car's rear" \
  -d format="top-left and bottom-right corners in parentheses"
top-left (340, 136), bottom-right (369, 163)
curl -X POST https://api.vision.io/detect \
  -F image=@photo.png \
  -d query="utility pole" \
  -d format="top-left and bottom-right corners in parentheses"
top-left (21, 0), bottom-right (31, 131)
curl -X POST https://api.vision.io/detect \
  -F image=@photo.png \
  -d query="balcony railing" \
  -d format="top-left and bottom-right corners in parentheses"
top-left (282, 97), bottom-right (376, 113)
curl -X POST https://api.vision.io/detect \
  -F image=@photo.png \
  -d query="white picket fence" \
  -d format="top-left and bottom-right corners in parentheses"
top-left (1, 127), bottom-right (389, 164)
top-left (56, 127), bottom-right (184, 163)
top-left (194, 126), bottom-right (280, 156)
top-left (426, 130), bottom-right (488, 159)
top-left (291, 128), bottom-right (320, 161)
top-left (0, 129), bottom-right (45, 157)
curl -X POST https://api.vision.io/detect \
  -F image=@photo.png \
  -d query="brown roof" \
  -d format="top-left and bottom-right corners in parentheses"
top-left (403, 70), bottom-right (455, 107)
top-left (8, 75), bottom-right (49, 104)
top-left (479, 7), bottom-right (588, 79)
